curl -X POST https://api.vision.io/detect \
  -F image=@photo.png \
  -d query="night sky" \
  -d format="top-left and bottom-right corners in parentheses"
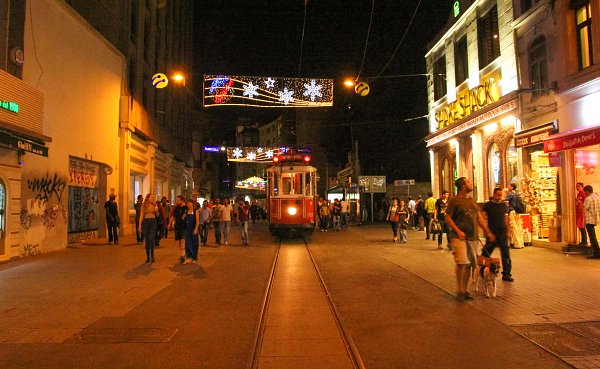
top-left (192, 1), bottom-right (451, 182)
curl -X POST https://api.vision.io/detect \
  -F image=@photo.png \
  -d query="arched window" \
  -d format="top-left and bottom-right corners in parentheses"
top-left (506, 138), bottom-right (519, 186)
top-left (488, 143), bottom-right (502, 195)
top-left (529, 37), bottom-right (548, 95)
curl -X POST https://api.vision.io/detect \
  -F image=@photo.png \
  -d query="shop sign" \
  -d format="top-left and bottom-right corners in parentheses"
top-left (435, 80), bottom-right (498, 130)
top-left (0, 99), bottom-right (19, 113)
top-left (394, 179), bottom-right (415, 186)
top-left (514, 122), bottom-right (557, 148)
top-left (359, 176), bottom-right (386, 193)
top-left (427, 99), bottom-right (517, 147)
top-left (544, 126), bottom-right (600, 153)
top-left (0, 130), bottom-right (48, 156)
top-left (69, 158), bottom-right (99, 188)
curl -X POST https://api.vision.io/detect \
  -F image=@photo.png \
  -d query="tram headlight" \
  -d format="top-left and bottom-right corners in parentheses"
top-left (287, 207), bottom-right (297, 216)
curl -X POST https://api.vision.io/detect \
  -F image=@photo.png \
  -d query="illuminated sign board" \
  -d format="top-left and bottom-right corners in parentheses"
top-left (434, 74), bottom-right (501, 130)
top-left (0, 99), bottom-right (19, 113)
top-left (203, 75), bottom-right (333, 108)
top-left (0, 131), bottom-right (48, 156)
top-left (203, 146), bottom-right (221, 153)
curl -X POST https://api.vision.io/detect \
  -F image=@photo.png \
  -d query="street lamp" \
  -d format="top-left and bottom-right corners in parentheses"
top-left (172, 73), bottom-right (186, 86)
top-left (343, 79), bottom-right (355, 88)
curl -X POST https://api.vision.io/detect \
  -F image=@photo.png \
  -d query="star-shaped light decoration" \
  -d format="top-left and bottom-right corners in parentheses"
top-left (264, 78), bottom-right (276, 88)
top-left (243, 82), bottom-right (259, 99)
top-left (257, 147), bottom-right (264, 153)
top-left (303, 80), bottom-right (323, 101)
top-left (247, 151), bottom-right (257, 161)
top-left (232, 147), bottom-right (243, 159)
top-left (278, 88), bottom-right (294, 105)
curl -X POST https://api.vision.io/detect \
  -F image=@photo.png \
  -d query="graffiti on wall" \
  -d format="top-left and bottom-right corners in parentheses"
top-left (27, 173), bottom-right (66, 206)
top-left (21, 243), bottom-right (41, 257)
top-left (68, 230), bottom-right (97, 244)
top-left (68, 186), bottom-right (98, 233)
top-left (41, 205), bottom-right (61, 230)
top-left (20, 209), bottom-right (32, 232)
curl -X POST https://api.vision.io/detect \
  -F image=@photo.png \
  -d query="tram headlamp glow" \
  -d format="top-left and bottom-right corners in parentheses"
top-left (287, 207), bottom-right (297, 216)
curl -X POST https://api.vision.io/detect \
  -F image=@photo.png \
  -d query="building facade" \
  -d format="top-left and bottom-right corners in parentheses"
top-left (513, 0), bottom-right (600, 245)
top-left (425, 0), bottom-right (520, 203)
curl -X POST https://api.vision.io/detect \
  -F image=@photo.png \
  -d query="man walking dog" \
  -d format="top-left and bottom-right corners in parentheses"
top-left (446, 177), bottom-right (495, 300)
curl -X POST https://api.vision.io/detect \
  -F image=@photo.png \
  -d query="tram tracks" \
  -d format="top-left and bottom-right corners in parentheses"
top-left (246, 238), bottom-right (366, 369)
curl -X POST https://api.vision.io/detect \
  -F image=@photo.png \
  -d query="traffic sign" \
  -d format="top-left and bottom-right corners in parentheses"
top-left (394, 179), bottom-right (415, 186)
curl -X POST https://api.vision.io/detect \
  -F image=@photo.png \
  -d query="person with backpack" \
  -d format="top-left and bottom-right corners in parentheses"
top-left (506, 183), bottom-right (524, 249)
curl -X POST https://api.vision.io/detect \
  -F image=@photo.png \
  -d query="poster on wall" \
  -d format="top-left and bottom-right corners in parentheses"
top-left (68, 158), bottom-right (99, 241)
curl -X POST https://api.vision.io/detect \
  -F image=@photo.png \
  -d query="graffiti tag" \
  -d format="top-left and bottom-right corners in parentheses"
top-left (20, 209), bottom-right (31, 232)
top-left (27, 173), bottom-right (66, 205)
top-left (41, 205), bottom-right (60, 230)
top-left (21, 244), bottom-right (41, 257)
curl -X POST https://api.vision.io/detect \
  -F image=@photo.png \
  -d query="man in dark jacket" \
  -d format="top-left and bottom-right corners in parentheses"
top-left (104, 194), bottom-right (119, 244)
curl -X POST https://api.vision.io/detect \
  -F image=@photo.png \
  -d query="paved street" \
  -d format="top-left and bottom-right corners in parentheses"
top-left (0, 223), bottom-right (599, 369)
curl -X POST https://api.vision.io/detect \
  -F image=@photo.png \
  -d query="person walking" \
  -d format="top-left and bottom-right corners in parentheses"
top-left (155, 200), bottom-right (165, 247)
top-left (434, 190), bottom-right (450, 250)
top-left (211, 199), bottom-right (223, 245)
top-left (320, 200), bottom-right (330, 231)
top-left (332, 198), bottom-right (342, 231)
top-left (139, 193), bottom-right (158, 263)
top-left (397, 199), bottom-right (410, 243)
top-left (407, 196), bottom-right (416, 229)
top-left (221, 199), bottom-right (234, 245)
top-left (238, 200), bottom-right (250, 246)
top-left (169, 195), bottom-right (187, 263)
top-left (482, 188), bottom-right (513, 281)
top-left (424, 192), bottom-right (437, 240)
top-left (199, 200), bottom-right (212, 246)
top-left (506, 184), bottom-right (524, 249)
top-left (445, 177), bottom-right (496, 300)
top-left (340, 198), bottom-right (350, 228)
top-left (584, 185), bottom-right (600, 259)
top-left (386, 198), bottom-right (401, 243)
top-left (104, 194), bottom-right (119, 244)
top-left (415, 195), bottom-right (425, 231)
top-left (576, 182), bottom-right (587, 247)
top-left (182, 199), bottom-right (200, 264)
top-left (134, 195), bottom-right (143, 243)
top-left (250, 201), bottom-right (258, 224)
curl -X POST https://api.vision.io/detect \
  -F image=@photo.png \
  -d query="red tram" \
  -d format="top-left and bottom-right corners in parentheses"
top-left (266, 152), bottom-right (317, 238)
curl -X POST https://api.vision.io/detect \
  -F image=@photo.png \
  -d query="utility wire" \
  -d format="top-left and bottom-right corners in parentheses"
top-left (297, 0), bottom-right (308, 77)
top-left (356, 0), bottom-right (376, 81)
top-left (376, 0), bottom-right (422, 77)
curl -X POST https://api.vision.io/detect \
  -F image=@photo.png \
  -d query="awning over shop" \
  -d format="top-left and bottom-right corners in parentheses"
top-left (0, 128), bottom-right (48, 156)
top-left (514, 121), bottom-right (556, 148)
top-left (544, 125), bottom-right (600, 153)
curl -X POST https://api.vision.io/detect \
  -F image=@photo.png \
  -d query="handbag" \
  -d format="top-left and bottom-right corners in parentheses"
top-left (430, 219), bottom-right (442, 234)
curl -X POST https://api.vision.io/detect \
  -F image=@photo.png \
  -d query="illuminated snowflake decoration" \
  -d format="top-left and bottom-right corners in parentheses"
top-left (265, 150), bottom-right (274, 159)
top-left (232, 147), bottom-right (243, 159)
top-left (257, 147), bottom-right (264, 153)
top-left (303, 80), bottom-right (323, 101)
top-left (264, 78), bottom-right (276, 88)
top-left (243, 82), bottom-right (259, 99)
top-left (246, 151), bottom-right (256, 161)
top-left (278, 88), bottom-right (294, 105)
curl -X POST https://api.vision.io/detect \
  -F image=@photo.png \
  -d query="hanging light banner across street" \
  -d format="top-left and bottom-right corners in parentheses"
top-left (235, 176), bottom-right (267, 191)
top-left (226, 146), bottom-right (311, 162)
top-left (203, 75), bottom-right (333, 108)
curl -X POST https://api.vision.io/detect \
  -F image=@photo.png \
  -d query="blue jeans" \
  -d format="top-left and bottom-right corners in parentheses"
top-left (200, 222), bottom-right (210, 244)
top-left (240, 220), bottom-right (249, 244)
top-left (222, 221), bottom-right (231, 242)
top-left (142, 218), bottom-right (157, 261)
top-left (213, 221), bottom-right (221, 243)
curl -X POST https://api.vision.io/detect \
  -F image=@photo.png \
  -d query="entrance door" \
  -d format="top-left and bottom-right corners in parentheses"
top-left (0, 180), bottom-right (6, 257)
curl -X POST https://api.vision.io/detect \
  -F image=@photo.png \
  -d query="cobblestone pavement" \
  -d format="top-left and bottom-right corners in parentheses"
top-left (1, 223), bottom-right (599, 369)
top-left (311, 225), bottom-right (600, 369)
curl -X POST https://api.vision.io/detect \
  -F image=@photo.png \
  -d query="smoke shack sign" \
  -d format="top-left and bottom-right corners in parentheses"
top-left (435, 78), bottom-right (499, 130)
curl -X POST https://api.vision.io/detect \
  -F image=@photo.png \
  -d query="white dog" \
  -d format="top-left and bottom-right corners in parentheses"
top-left (474, 261), bottom-right (501, 297)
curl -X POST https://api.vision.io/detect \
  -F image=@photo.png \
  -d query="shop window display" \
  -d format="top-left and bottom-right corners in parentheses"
top-left (527, 151), bottom-right (558, 240)
top-left (507, 139), bottom-right (519, 185)
top-left (575, 145), bottom-right (600, 240)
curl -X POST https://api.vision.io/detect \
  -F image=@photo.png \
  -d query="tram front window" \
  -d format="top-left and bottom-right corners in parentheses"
top-left (293, 173), bottom-right (303, 195)
top-left (282, 174), bottom-right (292, 195)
